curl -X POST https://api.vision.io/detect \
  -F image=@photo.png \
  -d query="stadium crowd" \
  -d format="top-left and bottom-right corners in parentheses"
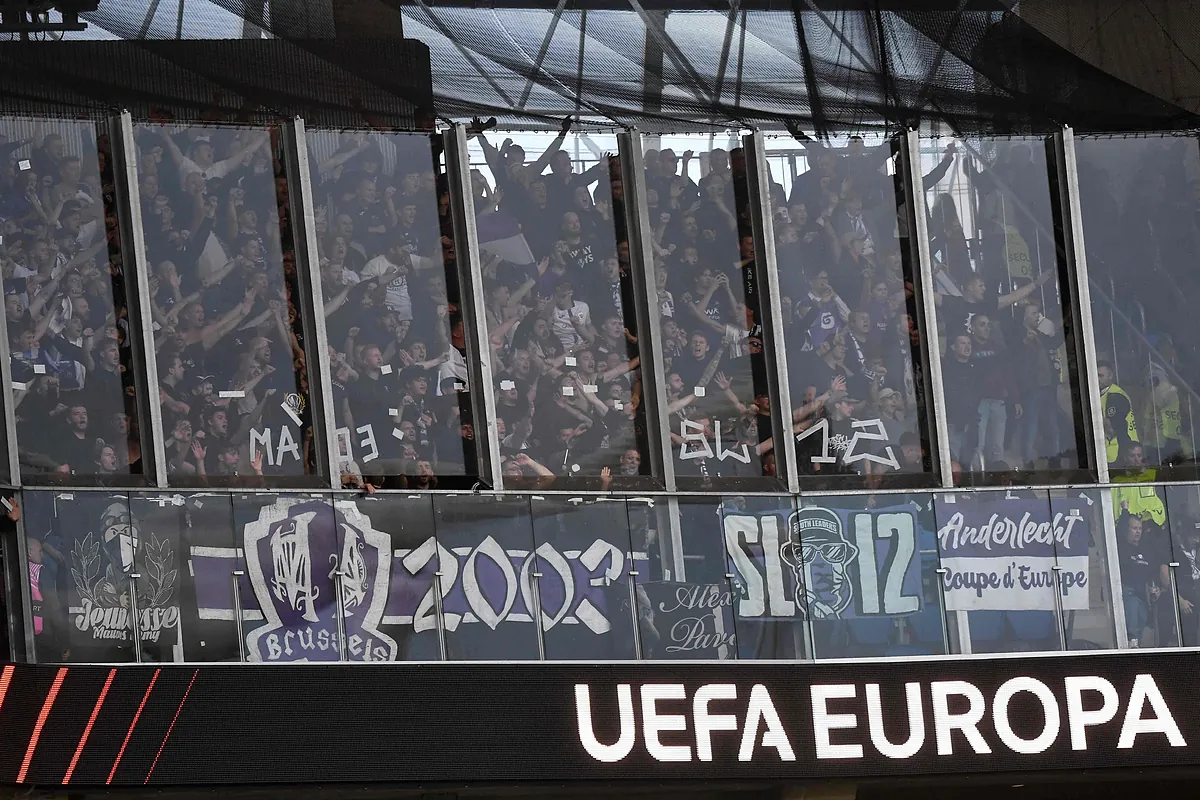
top-left (1077, 136), bottom-right (1200, 476)
top-left (469, 120), bottom-right (649, 487)
top-left (10, 119), bottom-right (1199, 491)
top-left (0, 121), bottom-right (143, 480)
top-left (135, 121), bottom-right (313, 484)
top-left (926, 139), bottom-right (1077, 478)
top-left (307, 128), bottom-right (474, 489)
top-left (770, 132), bottom-right (935, 480)
top-left (467, 125), bottom-right (936, 485)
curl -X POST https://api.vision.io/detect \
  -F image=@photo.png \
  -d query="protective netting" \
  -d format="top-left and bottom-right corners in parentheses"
top-left (1, 2), bottom-right (1198, 132)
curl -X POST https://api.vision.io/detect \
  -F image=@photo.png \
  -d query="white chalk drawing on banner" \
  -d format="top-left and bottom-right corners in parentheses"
top-left (69, 502), bottom-right (180, 643)
top-left (388, 537), bottom-right (637, 635)
top-left (724, 506), bottom-right (920, 621)
top-left (243, 499), bottom-right (397, 662)
top-left (794, 418), bottom-right (901, 471)
top-left (335, 424), bottom-right (380, 465)
top-left (677, 416), bottom-right (901, 470)
top-left (249, 393), bottom-right (308, 466)
top-left (678, 419), bottom-right (751, 463)
top-left (249, 426), bottom-right (302, 466)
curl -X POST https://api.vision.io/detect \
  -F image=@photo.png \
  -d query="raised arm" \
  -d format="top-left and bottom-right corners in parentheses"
top-left (318, 136), bottom-right (370, 175)
top-left (211, 131), bottom-right (269, 178)
top-left (201, 288), bottom-right (258, 349)
top-left (714, 372), bottom-right (747, 415)
top-left (158, 127), bottom-right (187, 167)
top-left (27, 275), bottom-right (64, 320)
top-left (528, 118), bottom-right (573, 177)
top-left (997, 269), bottom-right (1053, 308)
top-left (923, 143), bottom-right (956, 188)
top-left (230, 389), bottom-right (276, 448)
top-left (474, 132), bottom-right (504, 177)
top-left (599, 355), bottom-right (639, 382)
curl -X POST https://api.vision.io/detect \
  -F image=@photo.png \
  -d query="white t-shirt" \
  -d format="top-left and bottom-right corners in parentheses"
top-left (360, 255), bottom-right (413, 321)
top-left (178, 153), bottom-right (242, 184)
top-left (659, 289), bottom-right (675, 319)
top-left (723, 324), bottom-right (750, 359)
top-left (436, 348), bottom-right (468, 396)
top-left (551, 300), bottom-right (591, 349)
top-left (196, 232), bottom-right (230, 285)
top-left (329, 267), bottom-right (361, 287)
top-left (74, 218), bottom-right (100, 249)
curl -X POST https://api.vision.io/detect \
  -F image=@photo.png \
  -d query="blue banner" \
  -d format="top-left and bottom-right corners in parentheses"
top-left (723, 504), bottom-right (926, 621)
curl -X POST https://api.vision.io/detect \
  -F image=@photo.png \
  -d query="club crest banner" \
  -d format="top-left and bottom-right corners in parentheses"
top-left (186, 499), bottom-right (638, 662)
top-left (241, 499), bottom-right (397, 662)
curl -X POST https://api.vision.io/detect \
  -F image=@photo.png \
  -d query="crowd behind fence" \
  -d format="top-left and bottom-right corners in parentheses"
top-left (7, 115), bottom-right (1200, 663)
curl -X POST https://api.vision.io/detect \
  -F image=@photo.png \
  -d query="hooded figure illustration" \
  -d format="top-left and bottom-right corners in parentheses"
top-left (781, 507), bottom-right (859, 619)
top-left (98, 501), bottom-right (140, 605)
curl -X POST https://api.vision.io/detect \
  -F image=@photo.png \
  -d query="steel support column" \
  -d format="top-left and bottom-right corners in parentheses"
top-left (1056, 126), bottom-right (1126, 647)
top-left (902, 130), bottom-right (953, 487)
top-left (282, 117), bottom-right (340, 488)
top-left (0, 231), bottom-right (18, 483)
top-left (744, 130), bottom-right (799, 492)
top-left (444, 124), bottom-right (503, 489)
top-left (115, 111), bottom-right (168, 488)
top-left (618, 131), bottom-right (674, 492)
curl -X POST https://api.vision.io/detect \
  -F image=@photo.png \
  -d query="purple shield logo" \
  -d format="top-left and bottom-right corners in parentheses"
top-left (244, 499), bottom-right (397, 662)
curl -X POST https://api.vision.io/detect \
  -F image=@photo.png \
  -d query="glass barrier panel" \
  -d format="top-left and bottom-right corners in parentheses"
top-left (635, 496), bottom-right (739, 660)
top-left (797, 491), bottom-right (947, 659)
top-left (1074, 134), bottom-right (1200, 480)
top-left (132, 122), bottom-right (317, 486)
top-left (432, 494), bottom-right (541, 660)
top-left (1165, 484), bottom-right (1200, 646)
top-left (349, 492), bottom-right (443, 660)
top-left (1107, 479), bottom-right (1173, 648)
top-left (468, 129), bottom-right (651, 488)
top-left (24, 491), bottom-right (136, 662)
top-left (645, 136), bottom-right (780, 489)
top-left (1052, 488), bottom-right (1118, 650)
top-left (1, 117), bottom-right (148, 483)
top-left (720, 495), bottom-right (806, 659)
top-left (529, 496), bottom-right (638, 659)
top-left (935, 489), bottom-right (1067, 654)
top-left (765, 133), bottom-right (936, 488)
top-left (920, 134), bottom-right (1090, 485)
top-left (306, 129), bottom-right (478, 489)
top-left (130, 492), bottom-right (234, 662)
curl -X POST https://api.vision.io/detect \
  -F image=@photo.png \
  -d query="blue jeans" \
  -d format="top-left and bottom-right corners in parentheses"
top-left (948, 422), bottom-right (977, 469)
top-left (1022, 386), bottom-right (1062, 466)
top-left (1123, 588), bottom-right (1148, 643)
top-left (977, 398), bottom-right (1007, 469)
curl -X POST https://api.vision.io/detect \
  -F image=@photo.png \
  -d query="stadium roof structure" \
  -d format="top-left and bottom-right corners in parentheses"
top-left (6, 0), bottom-right (1199, 134)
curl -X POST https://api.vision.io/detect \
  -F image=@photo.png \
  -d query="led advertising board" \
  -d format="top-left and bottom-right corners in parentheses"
top-left (0, 652), bottom-right (1198, 787)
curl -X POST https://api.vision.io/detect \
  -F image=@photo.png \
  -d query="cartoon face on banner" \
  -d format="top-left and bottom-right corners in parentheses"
top-left (243, 499), bottom-right (397, 662)
top-left (724, 505), bottom-right (923, 621)
top-left (782, 507), bottom-right (860, 618)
